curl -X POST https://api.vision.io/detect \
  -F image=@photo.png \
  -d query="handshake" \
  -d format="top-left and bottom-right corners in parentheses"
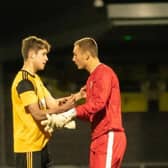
top-left (41, 109), bottom-right (76, 134)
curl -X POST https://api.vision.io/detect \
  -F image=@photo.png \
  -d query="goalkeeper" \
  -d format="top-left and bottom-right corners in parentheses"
top-left (41, 37), bottom-right (127, 168)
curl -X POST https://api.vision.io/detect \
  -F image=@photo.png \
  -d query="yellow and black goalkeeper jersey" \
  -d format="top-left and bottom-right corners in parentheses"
top-left (11, 70), bottom-right (51, 152)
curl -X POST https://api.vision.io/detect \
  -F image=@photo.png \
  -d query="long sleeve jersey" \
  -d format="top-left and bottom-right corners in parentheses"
top-left (76, 63), bottom-right (124, 140)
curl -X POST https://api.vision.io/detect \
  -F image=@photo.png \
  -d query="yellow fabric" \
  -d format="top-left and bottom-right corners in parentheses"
top-left (159, 92), bottom-right (168, 112)
top-left (26, 152), bottom-right (32, 168)
top-left (121, 92), bottom-right (148, 112)
top-left (11, 70), bottom-right (51, 152)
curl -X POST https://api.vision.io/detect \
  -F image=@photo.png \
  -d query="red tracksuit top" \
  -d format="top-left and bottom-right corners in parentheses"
top-left (76, 63), bottom-right (124, 140)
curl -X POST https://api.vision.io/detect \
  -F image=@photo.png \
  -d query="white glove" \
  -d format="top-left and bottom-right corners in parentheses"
top-left (40, 114), bottom-right (57, 134)
top-left (41, 113), bottom-right (68, 130)
top-left (41, 109), bottom-right (76, 133)
top-left (41, 118), bottom-right (76, 134)
top-left (64, 120), bottom-right (76, 129)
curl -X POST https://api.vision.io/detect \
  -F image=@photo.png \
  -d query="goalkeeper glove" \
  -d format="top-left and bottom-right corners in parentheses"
top-left (41, 108), bottom-right (76, 133)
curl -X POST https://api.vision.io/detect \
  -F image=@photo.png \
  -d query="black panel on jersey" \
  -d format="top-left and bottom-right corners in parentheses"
top-left (17, 79), bottom-right (34, 94)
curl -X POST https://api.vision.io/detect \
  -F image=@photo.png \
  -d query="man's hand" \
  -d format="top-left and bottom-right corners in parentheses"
top-left (72, 85), bottom-right (86, 102)
top-left (41, 117), bottom-right (76, 134)
top-left (58, 95), bottom-right (76, 111)
top-left (80, 85), bottom-right (86, 99)
top-left (41, 109), bottom-right (76, 133)
top-left (64, 120), bottom-right (76, 129)
top-left (41, 114), bottom-right (55, 133)
top-left (41, 113), bottom-right (70, 129)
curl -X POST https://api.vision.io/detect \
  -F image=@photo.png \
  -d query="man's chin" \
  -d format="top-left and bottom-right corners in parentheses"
top-left (77, 66), bottom-right (83, 70)
top-left (39, 66), bottom-right (45, 71)
top-left (42, 65), bottom-right (46, 69)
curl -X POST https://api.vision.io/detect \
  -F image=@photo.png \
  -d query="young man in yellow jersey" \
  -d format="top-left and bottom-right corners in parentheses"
top-left (11, 35), bottom-right (83, 168)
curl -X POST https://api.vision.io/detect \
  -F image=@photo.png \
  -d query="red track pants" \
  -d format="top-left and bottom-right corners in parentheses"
top-left (90, 131), bottom-right (127, 168)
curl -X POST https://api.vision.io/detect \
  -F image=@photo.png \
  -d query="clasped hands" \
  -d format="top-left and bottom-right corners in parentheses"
top-left (41, 111), bottom-right (76, 134)
top-left (41, 86), bottom-right (86, 134)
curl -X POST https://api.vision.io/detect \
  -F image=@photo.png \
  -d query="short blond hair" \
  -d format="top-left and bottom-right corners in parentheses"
top-left (74, 37), bottom-right (98, 57)
top-left (21, 35), bottom-right (51, 60)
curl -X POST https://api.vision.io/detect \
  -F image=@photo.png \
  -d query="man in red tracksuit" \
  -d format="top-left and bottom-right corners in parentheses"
top-left (72, 37), bottom-right (127, 168)
top-left (42, 37), bottom-right (127, 168)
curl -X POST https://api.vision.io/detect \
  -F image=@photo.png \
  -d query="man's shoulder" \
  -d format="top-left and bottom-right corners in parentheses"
top-left (16, 79), bottom-right (34, 94)
top-left (12, 70), bottom-right (35, 92)
top-left (97, 63), bottom-right (113, 73)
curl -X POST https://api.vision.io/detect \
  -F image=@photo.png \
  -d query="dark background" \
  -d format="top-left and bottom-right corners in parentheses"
top-left (0, 0), bottom-right (168, 167)
top-left (1, 0), bottom-right (168, 63)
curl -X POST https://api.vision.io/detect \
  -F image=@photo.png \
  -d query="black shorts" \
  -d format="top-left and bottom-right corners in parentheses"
top-left (15, 145), bottom-right (53, 168)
